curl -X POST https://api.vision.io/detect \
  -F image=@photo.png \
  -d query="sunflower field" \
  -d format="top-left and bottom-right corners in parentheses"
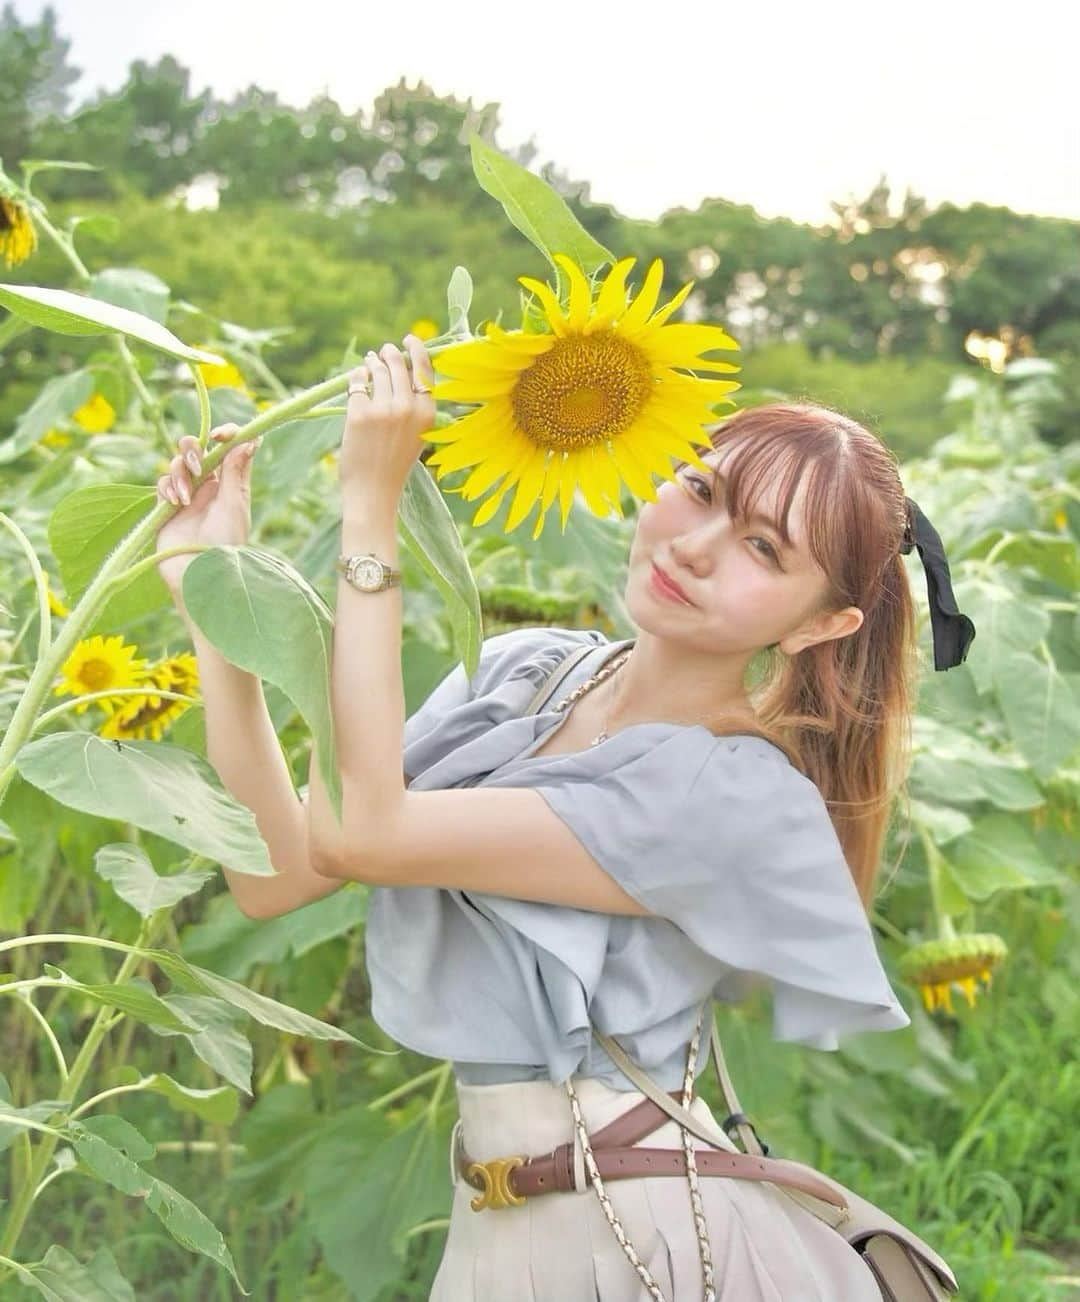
top-left (0, 129), bottom-right (1078, 1302)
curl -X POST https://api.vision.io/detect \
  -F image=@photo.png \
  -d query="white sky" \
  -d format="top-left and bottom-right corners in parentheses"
top-left (12, 0), bottom-right (1079, 226)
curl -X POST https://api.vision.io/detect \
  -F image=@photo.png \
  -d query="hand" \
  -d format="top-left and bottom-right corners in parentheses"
top-left (339, 333), bottom-right (436, 506)
top-left (153, 424), bottom-right (261, 600)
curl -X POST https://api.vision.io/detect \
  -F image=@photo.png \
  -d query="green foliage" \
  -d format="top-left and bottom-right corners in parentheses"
top-left (0, 31), bottom-right (1077, 1293)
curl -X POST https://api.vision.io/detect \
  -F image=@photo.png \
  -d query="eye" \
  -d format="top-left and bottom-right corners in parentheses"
top-left (684, 474), bottom-right (781, 565)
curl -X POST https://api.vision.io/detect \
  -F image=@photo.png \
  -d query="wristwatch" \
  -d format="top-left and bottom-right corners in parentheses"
top-left (335, 552), bottom-right (402, 593)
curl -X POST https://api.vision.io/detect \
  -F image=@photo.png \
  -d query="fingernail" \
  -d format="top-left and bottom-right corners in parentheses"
top-left (178, 483), bottom-right (190, 505)
top-left (185, 450), bottom-right (200, 473)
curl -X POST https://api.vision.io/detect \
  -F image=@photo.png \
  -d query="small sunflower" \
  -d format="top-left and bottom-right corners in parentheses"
top-left (53, 634), bottom-right (149, 716)
top-left (41, 427), bottom-right (72, 449)
top-left (99, 651), bottom-right (200, 742)
top-left (0, 190), bottom-right (37, 268)
top-left (425, 252), bottom-right (741, 540)
top-left (898, 933), bottom-right (1008, 1015)
top-left (195, 349), bottom-right (254, 397)
top-left (73, 393), bottom-right (116, 435)
top-left (409, 317), bottom-right (440, 341)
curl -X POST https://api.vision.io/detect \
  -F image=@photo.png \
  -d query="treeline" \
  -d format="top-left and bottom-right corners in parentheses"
top-left (2, 3), bottom-right (1078, 442)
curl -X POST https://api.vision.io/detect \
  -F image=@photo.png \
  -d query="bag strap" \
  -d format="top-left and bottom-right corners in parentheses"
top-left (518, 637), bottom-right (764, 1157)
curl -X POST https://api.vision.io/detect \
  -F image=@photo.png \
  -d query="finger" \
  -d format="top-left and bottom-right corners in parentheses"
top-left (157, 476), bottom-right (179, 506)
top-left (177, 435), bottom-right (203, 476)
top-left (378, 340), bottom-right (409, 399)
top-left (366, 348), bottom-right (392, 404)
top-left (346, 363), bottom-right (371, 410)
top-left (169, 453), bottom-right (193, 504)
top-left (403, 333), bottom-right (436, 390)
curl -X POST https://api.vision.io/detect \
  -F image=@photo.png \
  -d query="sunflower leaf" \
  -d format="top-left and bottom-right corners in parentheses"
top-left (467, 133), bottom-right (614, 286)
top-left (0, 282), bottom-right (225, 365)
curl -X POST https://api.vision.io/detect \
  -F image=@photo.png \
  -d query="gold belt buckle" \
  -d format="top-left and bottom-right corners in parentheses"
top-left (465, 1154), bottom-right (528, 1211)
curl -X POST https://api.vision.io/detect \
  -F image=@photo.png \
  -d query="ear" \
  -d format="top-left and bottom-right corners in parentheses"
top-left (787, 605), bottom-right (864, 655)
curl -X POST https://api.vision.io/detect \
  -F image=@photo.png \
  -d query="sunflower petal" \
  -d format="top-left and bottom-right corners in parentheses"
top-left (639, 279), bottom-right (694, 332)
top-left (560, 450), bottom-right (578, 526)
top-left (645, 322), bottom-right (742, 361)
top-left (484, 322), bottom-right (556, 353)
top-left (471, 473), bottom-right (517, 528)
top-left (430, 376), bottom-right (516, 401)
top-left (596, 257), bottom-right (638, 323)
top-left (609, 432), bottom-right (658, 501)
top-left (504, 451), bottom-right (549, 533)
top-left (618, 258), bottom-right (665, 335)
top-left (552, 253), bottom-right (596, 332)
top-left (517, 276), bottom-right (568, 337)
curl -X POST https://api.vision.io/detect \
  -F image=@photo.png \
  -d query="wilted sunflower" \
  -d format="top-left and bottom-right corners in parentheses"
top-left (425, 252), bottom-right (741, 540)
top-left (0, 190), bottom-right (37, 268)
top-left (898, 933), bottom-right (1008, 1015)
top-left (99, 652), bottom-right (200, 742)
top-left (53, 634), bottom-right (148, 716)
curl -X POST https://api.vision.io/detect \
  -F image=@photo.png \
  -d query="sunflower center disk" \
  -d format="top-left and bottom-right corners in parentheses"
top-left (511, 333), bottom-right (653, 452)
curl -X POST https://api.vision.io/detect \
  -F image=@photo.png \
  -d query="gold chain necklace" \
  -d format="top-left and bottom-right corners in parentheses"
top-left (549, 646), bottom-right (634, 747)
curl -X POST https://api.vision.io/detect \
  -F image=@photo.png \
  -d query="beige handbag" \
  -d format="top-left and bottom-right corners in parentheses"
top-left (520, 641), bottom-right (960, 1301)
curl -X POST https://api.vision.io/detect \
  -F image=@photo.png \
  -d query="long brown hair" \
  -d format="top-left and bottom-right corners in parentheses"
top-left (670, 402), bottom-right (920, 911)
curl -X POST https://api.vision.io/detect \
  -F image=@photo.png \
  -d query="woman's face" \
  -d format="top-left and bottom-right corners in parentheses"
top-left (625, 443), bottom-right (843, 657)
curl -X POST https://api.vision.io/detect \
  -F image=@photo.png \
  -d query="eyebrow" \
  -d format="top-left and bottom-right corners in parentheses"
top-left (701, 467), bottom-right (797, 556)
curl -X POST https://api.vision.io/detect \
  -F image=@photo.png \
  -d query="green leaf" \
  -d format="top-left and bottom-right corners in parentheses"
top-left (467, 133), bottom-right (614, 285)
top-left (94, 843), bottom-right (216, 917)
top-left (0, 283), bottom-right (224, 365)
top-left (909, 717), bottom-right (1044, 810)
top-left (179, 887), bottom-right (368, 982)
top-left (0, 1098), bottom-right (69, 1155)
top-left (950, 576), bottom-right (1050, 696)
top-left (110, 1066), bottom-right (239, 1125)
top-left (446, 265), bottom-right (473, 336)
top-left (40, 964), bottom-right (200, 1033)
top-left (398, 461), bottom-right (483, 677)
top-left (146, 948), bottom-right (374, 1048)
top-left (305, 1106), bottom-right (449, 1301)
top-left (0, 369), bottom-right (96, 465)
top-left (47, 483), bottom-right (170, 631)
top-left (66, 1120), bottom-right (247, 1294)
top-left (7, 1242), bottom-right (136, 1301)
top-left (993, 649), bottom-right (1080, 780)
top-left (15, 734), bottom-right (278, 877)
top-left (87, 266), bottom-right (171, 326)
top-left (149, 994), bottom-right (255, 1096)
top-left (80, 1114), bottom-right (156, 1163)
top-left (947, 812), bottom-right (1067, 900)
top-left (180, 545), bottom-right (342, 823)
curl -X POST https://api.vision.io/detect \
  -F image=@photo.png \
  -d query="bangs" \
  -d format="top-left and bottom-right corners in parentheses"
top-left (675, 418), bottom-right (846, 573)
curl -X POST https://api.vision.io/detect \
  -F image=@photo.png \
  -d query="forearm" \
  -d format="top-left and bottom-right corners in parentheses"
top-left (316, 496), bottom-right (408, 872)
top-left (176, 593), bottom-right (326, 915)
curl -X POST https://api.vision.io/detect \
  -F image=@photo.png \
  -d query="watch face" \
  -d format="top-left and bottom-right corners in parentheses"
top-left (353, 557), bottom-right (384, 590)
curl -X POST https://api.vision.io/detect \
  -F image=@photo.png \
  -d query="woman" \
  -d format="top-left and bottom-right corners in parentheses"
top-left (154, 338), bottom-right (971, 1300)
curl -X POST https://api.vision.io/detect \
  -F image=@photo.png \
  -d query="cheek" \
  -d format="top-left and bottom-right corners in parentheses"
top-left (638, 484), bottom-right (694, 538)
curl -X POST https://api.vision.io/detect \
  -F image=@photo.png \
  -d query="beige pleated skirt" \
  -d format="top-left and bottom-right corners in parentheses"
top-left (429, 1075), bottom-right (882, 1302)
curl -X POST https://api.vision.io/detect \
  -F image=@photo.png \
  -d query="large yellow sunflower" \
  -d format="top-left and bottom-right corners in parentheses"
top-left (53, 635), bottom-right (148, 716)
top-left (425, 252), bottom-right (741, 540)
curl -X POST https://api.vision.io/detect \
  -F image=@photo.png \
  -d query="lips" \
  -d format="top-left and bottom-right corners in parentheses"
top-left (652, 562), bottom-right (692, 605)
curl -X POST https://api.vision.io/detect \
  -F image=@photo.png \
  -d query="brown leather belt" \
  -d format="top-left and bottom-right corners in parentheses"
top-left (455, 1090), bottom-right (848, 1213)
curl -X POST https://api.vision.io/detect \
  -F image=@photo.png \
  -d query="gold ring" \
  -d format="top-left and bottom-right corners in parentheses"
top-left (410, 382), bottom-right (432, 395)
top-left (347, 381), bottom-right (371, 397)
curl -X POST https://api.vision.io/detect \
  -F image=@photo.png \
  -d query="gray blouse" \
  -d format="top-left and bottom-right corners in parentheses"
top-left (365, 625), bottom-right (911, 1092)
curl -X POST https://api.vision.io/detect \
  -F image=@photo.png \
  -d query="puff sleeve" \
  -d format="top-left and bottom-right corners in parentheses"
top-left (529, 732), bottom-right (911, 1050)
